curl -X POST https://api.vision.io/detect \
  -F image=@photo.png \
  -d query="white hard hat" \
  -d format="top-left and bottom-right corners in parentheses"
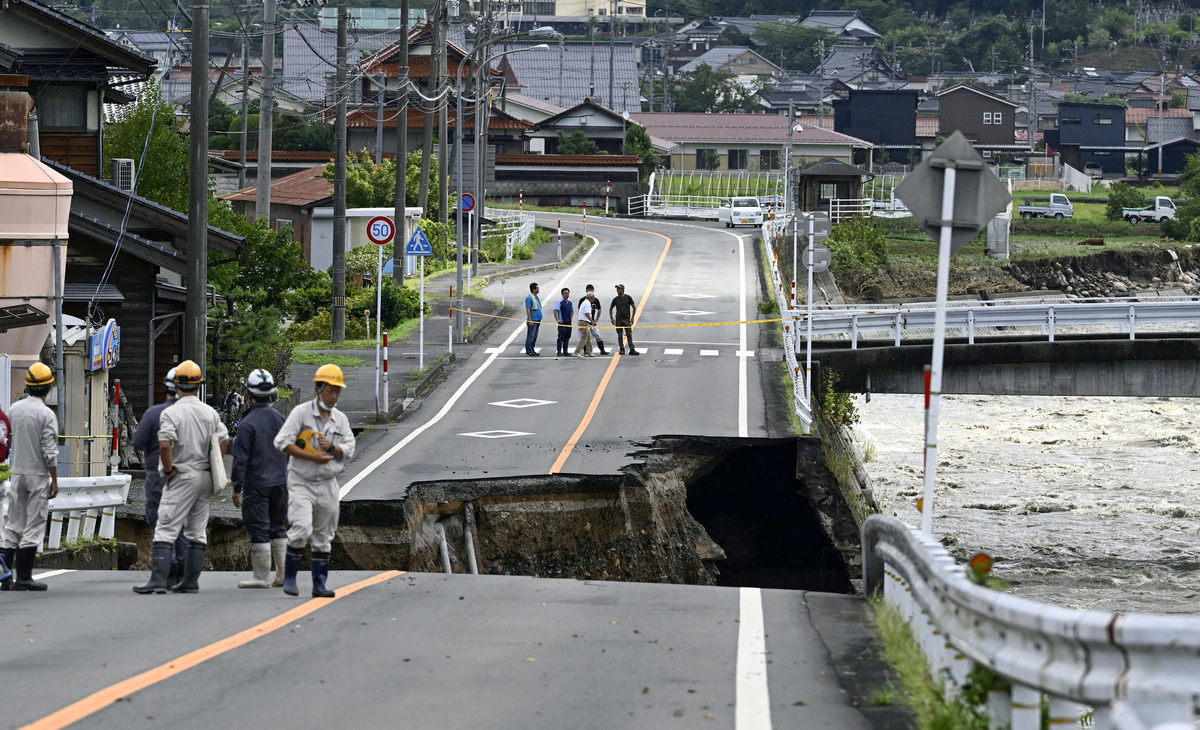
top-left (164, 367), bottom-right (178, 393)
top-left (245, 368), bottom-right (278, 397)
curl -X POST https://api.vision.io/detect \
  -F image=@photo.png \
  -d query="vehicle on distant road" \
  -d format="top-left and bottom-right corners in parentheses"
top-left (1017, 193), bottom-right (1074, 220)
top-left (1083, 162), bottom-right (1104, 180)
top-left (719, 197), bottom-right (764, 228)
top-left (1123, 196), bottom-right (1176, 223)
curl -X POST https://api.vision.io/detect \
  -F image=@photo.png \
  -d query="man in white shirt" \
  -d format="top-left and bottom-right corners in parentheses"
top-left (573, 291), bottom-right (597, 357)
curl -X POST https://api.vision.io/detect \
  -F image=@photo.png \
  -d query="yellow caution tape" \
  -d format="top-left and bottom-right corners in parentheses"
top-left (448, 307), bottom-right (784, 329)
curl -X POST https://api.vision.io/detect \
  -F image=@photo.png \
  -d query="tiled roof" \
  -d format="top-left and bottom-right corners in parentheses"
top-left (5, 0), bottom-right (155, 74)
top-left (280, 20), bottom-right (406, 103)
top-left (502, 93), bottom-right (565, 117)
top-left (496, 154), bottom-right (642, 165)
top-left (1147, 116), bottom-right (1194, 143)
top-left (1125, 106), bottom-right (1191, 125)
top-left (916, 115), bottom-right (938, 137)
top-left (796, 114), bottom-right (835, 130)
top-left (499, 40), bottom-right (640, 112)
top-left (627, 112), bottom-right (871, 146)
top-left (218, 165), bottom-right (331, 207)
top-left (342, 106), bottom-right (534, 130)
top-left (814, 44), bottom-right (900, 84)
top-left (680, 47), bottom-right (776, 74)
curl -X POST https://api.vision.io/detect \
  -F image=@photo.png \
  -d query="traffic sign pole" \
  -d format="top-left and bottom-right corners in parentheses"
top-left (375, 242), bottom-right (383, 422)
top-left (419, 255), bottom-right (425, 370)
top-left (806, 213), bottom-right (815, 422)
top-left (557, 219), bottom-right (562, 262)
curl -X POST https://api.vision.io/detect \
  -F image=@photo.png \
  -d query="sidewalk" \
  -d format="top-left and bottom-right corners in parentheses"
top-left (291, 227), bottom-right (588, 427)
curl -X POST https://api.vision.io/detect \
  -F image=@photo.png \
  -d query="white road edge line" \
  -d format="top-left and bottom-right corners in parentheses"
top-left (32, 569), bottom-right (75, 580)
top-left (338, 237), bottom-right (605, 498)
top-left (736, 232), bottom-right (749, 437)
top-left (736, 586), bottom-right (772, 729)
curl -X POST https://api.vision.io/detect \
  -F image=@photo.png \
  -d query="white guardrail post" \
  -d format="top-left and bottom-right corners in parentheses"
top-left (863, 515), bottom-right (1200, 729)
top-left (760, 215), bottom-right (812, 432)
top-left (0, 474), bottom-right (131, 553)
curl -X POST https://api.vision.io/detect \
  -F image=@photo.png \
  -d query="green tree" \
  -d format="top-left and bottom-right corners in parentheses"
top-left (102, 84), bottom-right (188, 211)
top-left (671, 65), bottom-right (758, 113)
top-left (753, 23), bottom-right (836, 72)
top-left (556, 130), bottom-right (599, 155)
top-left (1099, 8), bottom-right (1132, 40)
top-left (322, 149), bottom-right (440, 220)
top-left (1105, 182), bottom-right (1146, 221)
top-left (624, 123), bottom-right (659, 183)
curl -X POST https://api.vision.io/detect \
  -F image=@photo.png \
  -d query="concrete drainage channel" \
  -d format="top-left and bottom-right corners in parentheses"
top-left (115, 436), bottom-right (859, 593)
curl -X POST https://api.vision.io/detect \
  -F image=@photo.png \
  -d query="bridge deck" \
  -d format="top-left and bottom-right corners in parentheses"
top-left (3, 571), bottom-right (886, 730)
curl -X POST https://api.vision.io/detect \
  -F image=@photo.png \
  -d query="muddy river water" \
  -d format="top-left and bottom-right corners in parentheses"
top-left (856, 393), bottom-right (1200, 615)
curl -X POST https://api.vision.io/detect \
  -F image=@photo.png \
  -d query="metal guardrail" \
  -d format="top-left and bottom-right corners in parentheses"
top-left (761, 214), bottom-right (813, 431)
top-left (483, 207), bottom-right (536, 262)
top-left (828, 197), bottom-right (873, 222)
top-left (863, 515), bottom-right (1200, 729)
top-left (789, 297), bottom-right (1200, 348)
top-left (0, 473), bottom-right (131, 553)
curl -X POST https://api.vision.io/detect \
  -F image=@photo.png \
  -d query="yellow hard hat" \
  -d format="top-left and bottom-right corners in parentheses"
top-left (173, 360), bottom-right (204, 386)
top-left (313, 364), bottom-right (346, 389)
top-left (25, 362), bottom-right (54, 387)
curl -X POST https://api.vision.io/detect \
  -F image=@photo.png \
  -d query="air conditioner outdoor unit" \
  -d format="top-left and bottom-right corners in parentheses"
top-left (112, 158), bottom-right (135, 191)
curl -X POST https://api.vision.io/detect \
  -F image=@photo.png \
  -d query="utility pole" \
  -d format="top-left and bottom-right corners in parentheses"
top-left (817, 39), bottom-right (826, 131)
top-left (239, 29), bottom-right (249, 190)
top-left (589, 14), bottom-right (596, 100)
top-left (437, 6), bottom-right (449, 226)
top-left (186, 0), bottom-right (209, 367)
top-left (1158, 59), bottom-right (1165, 175)
top-left (393, 0), bottom-right (409, 284)
top-left (418, 1), bottom-right (442, 215)
top-left (785, 99), bottom-right (794, 209)
top-left (375, 74), bottom-right (385, 164)
top-left (609, 0), bottom-right (616, 110)
top-left (254, 0), bottom-right (276, 219)
top-left (331, 0), bottom-right (348, 343)
top-left (473, 1), bottom-right (493, 277)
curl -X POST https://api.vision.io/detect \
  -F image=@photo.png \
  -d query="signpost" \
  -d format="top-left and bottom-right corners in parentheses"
top-left (894, 131), bottom-right (1011, 535)
top-left (405, 224), bottom-right (434, 369)
top-left (366, 216), bottom-right (394, 421)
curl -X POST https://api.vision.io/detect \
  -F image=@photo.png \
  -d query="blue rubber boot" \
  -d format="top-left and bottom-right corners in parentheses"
top-left (282, 545), bottom-right (302, 596)
top-left (0, 550), bottom-right (12, 585)
top-left (311, 551), bottom-right (335, 598)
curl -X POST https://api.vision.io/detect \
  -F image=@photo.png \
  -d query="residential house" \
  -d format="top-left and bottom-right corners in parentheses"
top-left (628, 111), bottom-right (872, 172)
top-left (279, 20), bottom-right (407, 107)
top-left (219, 165), bottom-right (330, 263)
top-left (799, 10), bottom-right (881, 43)
top-left (833, 90), bottom-right (917, 165)
top-left (938, 84), bottom-right (1020, 158)
top-left (1128, 106), bottom-right (1191, 145)
top-left (1047, 101), bottom-right (1130, 175)
top-left (1142, 136), bottom-right (1200, 175)
top-left (759, 73), bottom-right (849, 114)
top-left (679, 47), bottom-right (781, 84)
top-left (813, 45), bottom-right (903, 89)
top-left (672, 18), bottom-right (726, 56)
top-left (105, 28), bottom-right (189, 71)
top-left (529, 99), bottom-right (630, 155)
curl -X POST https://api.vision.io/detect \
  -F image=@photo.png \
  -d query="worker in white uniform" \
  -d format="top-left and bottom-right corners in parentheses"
top-left (273, 364), bottom-right (356, 598)
top-left (0, 363), bottom-right (59, 592)
top-left (134, 360), bottom-right (229, 594)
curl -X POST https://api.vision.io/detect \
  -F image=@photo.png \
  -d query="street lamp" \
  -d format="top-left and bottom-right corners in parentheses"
top-left (454, 41), bottom-right (548, 340)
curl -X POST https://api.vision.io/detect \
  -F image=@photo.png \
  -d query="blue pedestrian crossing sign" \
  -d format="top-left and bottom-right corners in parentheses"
top-left (405, 225), bottom-right (433, 256)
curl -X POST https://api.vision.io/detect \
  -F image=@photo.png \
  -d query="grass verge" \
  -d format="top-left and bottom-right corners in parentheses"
top-left (870, 594), bottom-right (988, 730)
top-left (294, 339), bottom-right (375, 350)
top-left (292, 352), bottom-right (364, 368)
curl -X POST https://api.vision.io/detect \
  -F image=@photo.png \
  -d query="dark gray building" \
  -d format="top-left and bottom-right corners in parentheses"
top-left (833, 89), bottom-right (917, 164)
top-left (938, 84), bottom-right (1017, 147)
top-left (1053, 101), bottom-right (1130, 175)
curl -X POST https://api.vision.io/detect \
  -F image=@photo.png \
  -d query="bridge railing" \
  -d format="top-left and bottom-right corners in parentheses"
top-left (863, 515), bottom-right (1200, 729)
top-left (788, 297), bottom-right (1200, 348)
top-left (760, 214), bottom-right (813, 431)
top-left (0, 473), bottom-right (132, 553)
top-left (483, 208), bottom-right (536, 262)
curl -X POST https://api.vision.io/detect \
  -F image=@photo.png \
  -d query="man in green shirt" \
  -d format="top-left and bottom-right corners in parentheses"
top-left (609, 284), bottom-right (639, 356)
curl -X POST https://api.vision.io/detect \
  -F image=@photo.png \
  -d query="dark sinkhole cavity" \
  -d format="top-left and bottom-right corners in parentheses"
top-left (687, 441), bottom-right (852, 593)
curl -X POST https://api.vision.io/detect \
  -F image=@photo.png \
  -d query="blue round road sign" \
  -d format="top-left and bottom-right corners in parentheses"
top-left (461, 193), bottom-right (476, 213)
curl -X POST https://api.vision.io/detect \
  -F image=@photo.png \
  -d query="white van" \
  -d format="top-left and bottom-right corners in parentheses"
top-left (719, 197), bottom-right (763, 228)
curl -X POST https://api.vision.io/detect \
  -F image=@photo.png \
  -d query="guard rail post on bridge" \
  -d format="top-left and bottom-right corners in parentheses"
top-left (760, 213), bottom-right (812, 433)
top-left (862, 515), bottom-right (1200, 729)
top-left (0, 473), bottom-right (132, 553)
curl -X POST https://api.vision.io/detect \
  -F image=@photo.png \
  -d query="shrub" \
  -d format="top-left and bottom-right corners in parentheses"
top-left (284, 270), bottom-right (332, 322)
top-left (511, 244), bottom-right (533, 260)
top-left (1105, 182), bottom-right (1147, 221)
top-left (825, 217), bottom-right (890, 275)
top-left (286, 310), bottom-right (370, 341)
top-left (819, 369), bottom-right (858, 426)
top-left (349, 275), bottom-right (423, 328)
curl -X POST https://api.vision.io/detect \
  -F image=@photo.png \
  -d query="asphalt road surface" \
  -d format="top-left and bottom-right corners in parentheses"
top-left (4, 570), bottom-right (874, 730)
top-left (339, 216), bottom-right (770, 501)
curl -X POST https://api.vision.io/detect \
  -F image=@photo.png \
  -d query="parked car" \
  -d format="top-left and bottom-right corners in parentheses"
top-left (1083, 162), bottom-right (1104, 180)
top-left (719, 197), bottom-right (764, 228)
top-left (1017, 193), bottom-right (1074, 220)
top-left (1123, 196), bottom-right (1176, 223)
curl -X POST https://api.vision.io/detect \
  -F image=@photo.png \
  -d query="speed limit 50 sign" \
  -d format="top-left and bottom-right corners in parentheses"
top-left (366, 216), bottom-right (395, 245)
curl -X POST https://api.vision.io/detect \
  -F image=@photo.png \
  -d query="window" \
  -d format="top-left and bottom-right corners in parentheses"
top-left (626, 5), bottom-right (642, 13)
top-left (1093, 117), bottom-right (1113, 125)
top-left (820, 183), bottom-right (837, 199)
top-left (35, 85), bottom-right (87, 129)
top-left (695, 149), bottom-right (719, 170)
top-left (993, 112), bottom-right (1002, 125)
top-left (1093, 151), bottom-right (1111, 156)
top-left (983, 112), bottom-right (993, 124)
top-left (728, 149), bottom-right (748, 170)
top-left (522, 0), bottom-right (555, 13)
top-left (759, 149), bottom-right (781, 170)
top-left (1061, 117), bottom-right (1081, 125)
top-left (276, 219), bottom-right (293, 233)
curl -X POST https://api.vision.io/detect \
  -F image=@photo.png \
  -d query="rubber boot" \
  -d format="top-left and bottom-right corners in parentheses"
top-left (0, 547), bottom-right (14, 590)
top-left (282, 545), bottom-right (302, 596)
top-left (12, 546), bottom-right (47, 591)
top-left (238, 543), bottom-right (273, 588)
top-left (133, 542), bottom-right (174, 594)
top-left (170, 541), bottom-right (206, 594)
top-left (167, 561), bottom-right (182, 587)
top-left (270, 538), bottom-right (288, 587)
top-left (311, 551), bottom-right (335, 598)
top-left (0, 550), bottom-right (11, 585)
top-left (596, 338), bottom-right (607, 355)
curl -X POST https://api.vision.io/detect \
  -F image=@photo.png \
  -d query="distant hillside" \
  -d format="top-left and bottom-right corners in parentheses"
top-left (1071, 46), bottom-right (1185, 73)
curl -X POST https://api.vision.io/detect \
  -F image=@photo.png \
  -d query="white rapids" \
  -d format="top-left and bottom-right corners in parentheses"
top-left (856, 393), bottom-right (1200, 614)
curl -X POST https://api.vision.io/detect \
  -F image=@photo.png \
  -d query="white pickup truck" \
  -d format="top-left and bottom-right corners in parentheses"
top-left (719, 197), bottom-right (764, 228)
top-left (1123, 196), bottom-right (1176, 223)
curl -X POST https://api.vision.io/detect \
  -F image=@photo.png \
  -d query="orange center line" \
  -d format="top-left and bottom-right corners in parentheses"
top-left (20, 570), bottom-right (404, 730)
top-left (548, 228), bottom-right (672, 474)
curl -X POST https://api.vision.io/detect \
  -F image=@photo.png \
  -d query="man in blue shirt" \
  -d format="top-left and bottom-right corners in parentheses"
top-left (231, 369), bottom-right (289, 589)
top-left (553, 287), bottom-right (574, 356)
top-left (524, 282), bottom-right (542, 356)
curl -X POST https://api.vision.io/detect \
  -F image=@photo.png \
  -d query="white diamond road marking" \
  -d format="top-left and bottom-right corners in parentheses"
top-left (663, 348), bottom-right (684, 355)
top-left (460, 430), bottom-right (533, 439)
top-left (700, 350), bottom-right (719, 357)
top-left (667, 310), bottom-right (715, 316)
top-left (736, 351), bottom-right (755, 357)
top-left (674, 293), bottom-right (716, 299)
top-left (489, 398), bottom-right (556, 409)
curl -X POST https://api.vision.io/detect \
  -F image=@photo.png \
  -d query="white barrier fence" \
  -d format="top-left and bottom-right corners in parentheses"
top-left (863, 515), bottom-right (1200, 729)
top-left (790, 297), bottom-right (1200, 348)
top-left (483, 208), bottom-right (536, 262)
top-left (0, 473), bottom-right (131, 553)
top-left (761, 214), bottom-right (813, 431)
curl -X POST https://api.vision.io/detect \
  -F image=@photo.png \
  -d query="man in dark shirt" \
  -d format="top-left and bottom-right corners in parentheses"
top-left (553, 287), bottom-right (574, 357)
top-left (131, 368), bottom-right (187, 582)
top-left (231, 369), bottom-right (289, 588)
top-left (609, 284), bottom-right (640, 356)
